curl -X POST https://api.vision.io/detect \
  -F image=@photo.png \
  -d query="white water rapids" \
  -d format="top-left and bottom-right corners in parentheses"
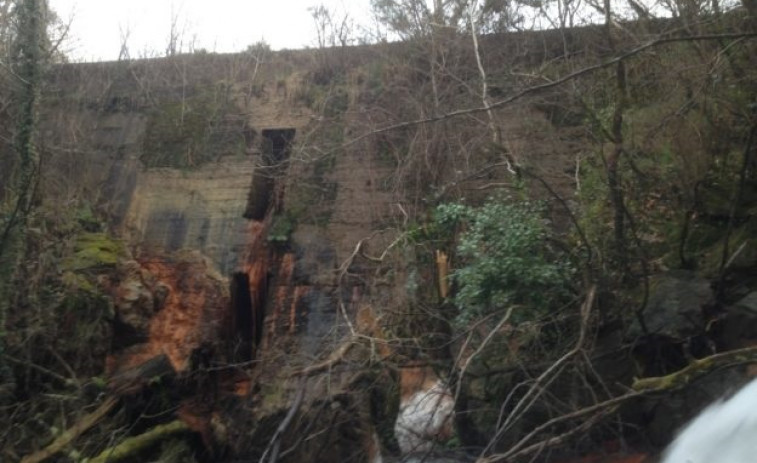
top-left (661, 377), bottom-right (757, 463)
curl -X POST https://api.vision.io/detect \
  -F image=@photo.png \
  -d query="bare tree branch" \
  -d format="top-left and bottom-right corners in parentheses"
top-left (348, 32), bottom-right (757, 144)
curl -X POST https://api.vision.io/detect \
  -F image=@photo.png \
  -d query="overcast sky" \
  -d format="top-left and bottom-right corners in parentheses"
top-left (49, 0), bottom-right (373, 62)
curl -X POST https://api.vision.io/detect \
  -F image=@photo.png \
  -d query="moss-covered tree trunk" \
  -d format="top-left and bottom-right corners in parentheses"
top-left (0, 0), bottom-right (46, 383)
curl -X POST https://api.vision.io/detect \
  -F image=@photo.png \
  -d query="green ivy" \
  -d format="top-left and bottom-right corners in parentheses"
top-left (436, 197), bottom-right (574, 324)
top-left (267, 213), bottom-right (295, 244)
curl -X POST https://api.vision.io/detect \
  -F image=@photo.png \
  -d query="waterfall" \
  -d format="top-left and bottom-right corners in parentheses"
top-left (661, 377), bottom-right (757, 463)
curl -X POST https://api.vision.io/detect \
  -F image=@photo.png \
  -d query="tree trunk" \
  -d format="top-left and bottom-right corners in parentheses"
top-left (0, 0), bottom-right (44, 382)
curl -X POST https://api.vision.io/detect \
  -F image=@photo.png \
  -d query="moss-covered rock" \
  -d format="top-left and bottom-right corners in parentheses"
top-left (63, 232), bottom-right (127, 271)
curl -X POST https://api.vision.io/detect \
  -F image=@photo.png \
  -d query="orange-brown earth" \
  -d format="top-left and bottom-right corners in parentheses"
top-left (106, 252), bottom-right (228, 376)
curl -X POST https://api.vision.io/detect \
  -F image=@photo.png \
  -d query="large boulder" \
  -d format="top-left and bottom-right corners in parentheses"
top-left (112, 260), bottom-right (169, 336)
top-left (636, 271), bottom-right (714, 340)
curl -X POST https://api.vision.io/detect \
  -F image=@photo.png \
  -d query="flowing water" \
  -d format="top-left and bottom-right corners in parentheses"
top-left (661, 377), bottom-right (757, 463)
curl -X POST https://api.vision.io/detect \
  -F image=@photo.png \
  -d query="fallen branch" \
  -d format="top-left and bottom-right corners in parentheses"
top-left (108, 354), bottom-right (176, 395)
top-left (632, 345), bottom-right (757, 392)
top-left (495, 406), bottom-right (611, 462)
top-left (3, 354), bottom-right (72, 386)
top-left (20, 396), bottom-right (119, 463)
top-left (480, 345), bottom-right (757, 461)
top-left (479, 390), bottom-right (645, 462)
top-left (88, 420), bottom-right (189, 463)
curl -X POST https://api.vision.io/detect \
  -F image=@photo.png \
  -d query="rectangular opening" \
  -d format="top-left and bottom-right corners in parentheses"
top-left (243, 128), bottom-right (296, 220)
top-left (230, 272), bottom-right (254, 363)
top-left (261, 128), bottom-right (296, 165)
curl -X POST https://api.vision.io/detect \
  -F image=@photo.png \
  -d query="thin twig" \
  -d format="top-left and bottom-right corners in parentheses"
top-left (3, 354), bottom-right (70, 385)
top-left (454, 307), bottom-right (515, 406)
top-left (480, 285), bottom-right (596, 457)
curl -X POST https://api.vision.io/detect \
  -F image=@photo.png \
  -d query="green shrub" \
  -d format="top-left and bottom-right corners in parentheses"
top-left (267, 213), bottom-right (295, 244)
top-left (435, 197), bottom-right (574, 324)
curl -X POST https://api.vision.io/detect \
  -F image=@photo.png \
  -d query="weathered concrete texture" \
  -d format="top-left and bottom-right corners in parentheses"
top-left (327, 142), bottom-right (399, 265)
top-left (244, 71), bottom-right (315, 129)
top-left (124, 158), bottom-right (255, 274)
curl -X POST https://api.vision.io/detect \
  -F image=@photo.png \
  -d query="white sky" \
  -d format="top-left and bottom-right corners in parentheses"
top-left (49, 0), bottom-right (373, 62)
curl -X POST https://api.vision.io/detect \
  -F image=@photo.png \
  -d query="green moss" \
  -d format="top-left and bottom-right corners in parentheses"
top-left (154, 439), bottom-right (198, 463)
top-left (74, 202), bottom-right (102, 232)
top-left (575, 151), bottom-right (613, 250)
top-left (64, 232), bottom-right (126, 271)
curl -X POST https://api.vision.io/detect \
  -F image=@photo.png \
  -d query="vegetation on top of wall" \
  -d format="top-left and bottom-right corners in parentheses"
top-left (141, 85), bottom-right (244, 168)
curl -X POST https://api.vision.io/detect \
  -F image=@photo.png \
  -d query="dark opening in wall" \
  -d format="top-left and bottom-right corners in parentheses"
top-left (244, 171), bottom-right (274, 221)
top-left (229, 271), bottom-right (268, 363)
top-left (244, 128), bottom-right (296, 220)
top-left (230, 272), bottom-right (254, 363)
top-left (261, 128), bottom-right (296, 165)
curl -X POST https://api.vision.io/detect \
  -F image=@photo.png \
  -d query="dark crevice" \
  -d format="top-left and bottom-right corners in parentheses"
top-left (244, 172), bottom-right (274, 221)
top-left (229, 270), bottom-right (269, 363)
top-left (230, 272), bottom-right (254, 363)
top-left (262, 128), bottom-right (296, 165)
top-left (234, 128), bottom-right (295, 364)
top-left (253, 272), bottom-right (268, 355)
